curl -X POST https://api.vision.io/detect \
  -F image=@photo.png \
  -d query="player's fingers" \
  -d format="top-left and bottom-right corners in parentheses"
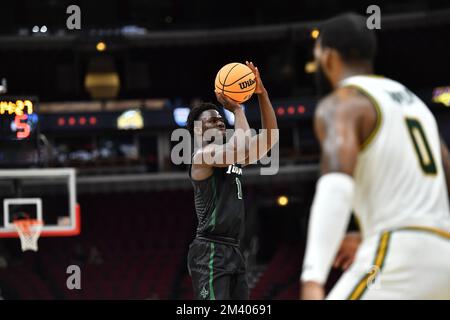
top-left (215, 92), bottom-right (225, 104)
top-left (250, 63), bottom-right (262, 82)
top-left (214, 90), bottom-right (220, 98)
top-left (254, 66), bottom-right (261, 78)
top-left (218, 93), bottom-right (237, 109)
top-left (250, 61), bottom-right (257, 72)
top-left (221, 93), bottom-right (234, 104)
top-left (246, 60), bottom-right (257, 73)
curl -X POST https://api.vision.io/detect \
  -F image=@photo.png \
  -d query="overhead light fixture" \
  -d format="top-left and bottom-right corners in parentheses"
top-left (84, 57), bottom-right (120, 99)
top-left (96, 41), bottom-right (107, 52)
top-left (277, 195), bottom-right (289, 207)
top-left (305, 61), bottom-right (317, 74)
top-left (311, 28), bottom-right (320, 39)
top-left (117, 109), bottom-right (144, 130)
top-left (173, 107), bottom-right (190, 127)
top-left (432, 87), bottom-right (450, 107)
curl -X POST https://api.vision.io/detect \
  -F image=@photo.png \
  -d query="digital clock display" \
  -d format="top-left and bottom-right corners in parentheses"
top-left (0, 97), bottom-right (40, 167)
top-left (0, 98), bottom-right (38, 141)
top-left (0, 99), bottom-right (34, 116)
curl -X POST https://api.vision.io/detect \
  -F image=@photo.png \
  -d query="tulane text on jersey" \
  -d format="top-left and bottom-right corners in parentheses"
top-left (226, 164), bottom-right (242, 175)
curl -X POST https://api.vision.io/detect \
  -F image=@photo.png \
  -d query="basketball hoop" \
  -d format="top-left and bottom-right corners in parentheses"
top-left (13, 219), bottom-right (43, 252)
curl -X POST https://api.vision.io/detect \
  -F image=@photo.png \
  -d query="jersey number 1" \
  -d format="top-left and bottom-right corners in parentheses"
top-left (235, 177), bottom-right (243, 200)
top-left (405, 118), bottom-right (437, 175)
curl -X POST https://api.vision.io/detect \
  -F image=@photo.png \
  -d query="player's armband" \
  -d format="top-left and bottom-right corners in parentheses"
top-left (301, 173), bottom-right (355, 284)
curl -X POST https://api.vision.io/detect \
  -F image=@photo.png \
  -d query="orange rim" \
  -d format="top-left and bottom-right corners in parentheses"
top-left (13, 219), bottom-right (43, 234)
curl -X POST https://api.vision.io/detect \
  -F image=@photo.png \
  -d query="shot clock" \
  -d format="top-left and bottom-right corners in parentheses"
top-left (0, 98), bottom-right (39, 140)
top-left (0, 97), bottom-right (40, 167)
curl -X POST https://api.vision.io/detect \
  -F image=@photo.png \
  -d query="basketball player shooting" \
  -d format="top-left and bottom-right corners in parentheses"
top-left (186, 62), bottom-right (278, 300)
top-left (301, 13), bottom-right (450, 300)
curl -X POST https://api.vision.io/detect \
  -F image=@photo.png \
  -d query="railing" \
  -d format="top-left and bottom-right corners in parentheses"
top-left (76, 164), bottom-right (319, 193)
top-left (1, 9), bottom-right (449, 48)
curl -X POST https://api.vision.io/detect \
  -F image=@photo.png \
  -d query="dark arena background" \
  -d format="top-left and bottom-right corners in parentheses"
top-left (0, 0), bottom-right (449, 300)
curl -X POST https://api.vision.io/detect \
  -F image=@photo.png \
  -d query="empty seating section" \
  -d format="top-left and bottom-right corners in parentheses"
top-left (0, 190), bottom-right (195, 299)
top-left (0, 190), bottom-right (306, 299)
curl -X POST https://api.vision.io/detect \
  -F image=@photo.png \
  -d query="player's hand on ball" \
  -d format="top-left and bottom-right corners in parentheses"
top-left (333, 231), bottom-right (362, 271)
top-left (215, 91), bottom-right (241, 113)
top-left (245, 61), bottom-right (266, 95)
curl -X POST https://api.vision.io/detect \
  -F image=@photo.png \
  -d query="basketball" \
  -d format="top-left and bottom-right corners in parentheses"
top-left (215, 62), bottom-right (256, 103)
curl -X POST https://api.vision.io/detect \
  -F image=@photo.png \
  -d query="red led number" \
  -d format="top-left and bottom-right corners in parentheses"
top-left (15, 114), bottom-right (30, 139)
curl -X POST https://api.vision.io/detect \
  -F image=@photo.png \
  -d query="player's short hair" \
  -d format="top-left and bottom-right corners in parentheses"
top-left (186, 102), bottom-right (222, 135)
top-left (319, 13), bottom-right (377, 63)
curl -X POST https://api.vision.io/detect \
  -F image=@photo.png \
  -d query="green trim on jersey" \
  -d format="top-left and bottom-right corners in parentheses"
top-left (347, 231), bottom-right (391, 300)
top-left (405, 117), bottom-right (438, 176)
top-left (365, 74), bottom-right (385, 79)
top-left (209, 242), bottom-right (216, 300)
top-left (343, 84), bottom-right (383, 152)
top-left (348, 226), bottom-right (450, 300)
top-left (396, 226), bottom-right (450, 240)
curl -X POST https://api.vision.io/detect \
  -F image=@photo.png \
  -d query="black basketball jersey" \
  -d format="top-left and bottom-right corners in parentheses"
top-left (189, 163), bottom-right (245, 242)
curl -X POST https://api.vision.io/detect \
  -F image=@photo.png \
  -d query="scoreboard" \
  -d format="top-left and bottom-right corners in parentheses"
top-left (0, 97), bottom-right (40, 167)
top-left (0, 98), bottom-right (39, 140)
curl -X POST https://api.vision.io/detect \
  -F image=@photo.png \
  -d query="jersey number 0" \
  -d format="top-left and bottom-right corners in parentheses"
top-left (405, 118), bottom-right (437, 175)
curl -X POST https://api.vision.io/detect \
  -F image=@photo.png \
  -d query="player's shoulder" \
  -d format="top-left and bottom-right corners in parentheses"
top-left (191, 147), bottom-right (216, 181)
top-left (315, 87), bottom-right (374, 122)
top-left (192, 144), bottom-right (216, 165)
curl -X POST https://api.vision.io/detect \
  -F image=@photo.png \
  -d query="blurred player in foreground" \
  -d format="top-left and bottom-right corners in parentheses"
top-left (301, 13), bottom-right (450, 299)
top-left (186, 62), bottom-right (278, 299)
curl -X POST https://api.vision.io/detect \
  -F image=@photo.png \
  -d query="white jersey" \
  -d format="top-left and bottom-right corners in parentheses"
top-left (340, 75), bottom-right (450, 238)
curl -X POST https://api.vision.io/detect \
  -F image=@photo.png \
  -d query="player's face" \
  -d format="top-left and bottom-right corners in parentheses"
top-left (199, 109), bottom-right (226, 140)
top-left (314, 40), bottom-right (333, 97)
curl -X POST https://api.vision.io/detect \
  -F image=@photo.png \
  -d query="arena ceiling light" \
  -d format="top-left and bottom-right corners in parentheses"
top-left (432, 87), bottom-right (450, 107)
top-left (31, 26), bottom-right (47, 34)
top-left (96, 41), bottom-right (107, 52)
top-left (173, 107), bottom-right (190, 127)
top-left (117, 109), bottom-right (144, 130)
top-left (277, 195), bottom-right (289, 207)
top-left (304, 61), bottom-right (317, 74)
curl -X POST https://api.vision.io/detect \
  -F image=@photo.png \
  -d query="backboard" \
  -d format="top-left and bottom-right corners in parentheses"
top-left (0, 168), bottom-right (80, 238)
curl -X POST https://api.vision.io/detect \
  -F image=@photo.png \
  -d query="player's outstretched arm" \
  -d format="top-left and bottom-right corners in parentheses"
top-left (193, 93), bottom-right (252, 168)
top-left (441, 138), bottom-right (450, 198)
top-left (301, 88), bottom-right (374, 300)
top-left (193, 62), bottom-right (280, 169)
top-left (244, 61), bottom-right (279, 164)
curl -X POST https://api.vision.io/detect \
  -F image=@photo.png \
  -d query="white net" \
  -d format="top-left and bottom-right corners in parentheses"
top-left (13, 220), bottom-right (43, 252)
